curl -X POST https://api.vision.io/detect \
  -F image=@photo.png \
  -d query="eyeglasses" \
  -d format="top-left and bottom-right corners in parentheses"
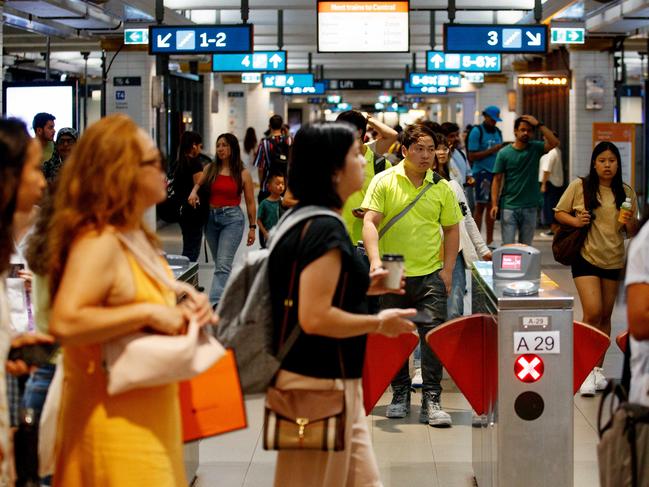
top-left (435, 148), bottom-right (450, 155)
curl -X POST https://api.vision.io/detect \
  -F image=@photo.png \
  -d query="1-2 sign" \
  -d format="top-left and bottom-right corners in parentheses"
top-left (149, 25), bottom-right (253, 54)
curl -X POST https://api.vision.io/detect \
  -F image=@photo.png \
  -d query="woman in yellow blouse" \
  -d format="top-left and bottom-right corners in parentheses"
top-left (47, 114), bottom-right (214, 486)
top-left (555, 141), bottom-right (638, 396)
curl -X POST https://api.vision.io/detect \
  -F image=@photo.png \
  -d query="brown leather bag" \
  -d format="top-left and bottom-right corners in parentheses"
top-left (552, 178), bottom-right (589, 266)
top-left (262, 264), bottom-right (349, 452)
top-left (263, 388), bottom-right (345, 451)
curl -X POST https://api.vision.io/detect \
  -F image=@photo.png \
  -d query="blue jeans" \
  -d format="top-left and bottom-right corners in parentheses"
top-left (205, 206), bottom-right (245, 306)
top-left (21, 364), bottom-right (56, 421)
top-left (447, 253), bottom-right (466, 321)
top-left (381, 270), bottom-right (447, 394)
top-left (501, 207), bottom-right (537, 246)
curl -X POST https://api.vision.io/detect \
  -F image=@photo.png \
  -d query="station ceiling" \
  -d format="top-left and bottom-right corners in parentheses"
top-left (1, 0), bottom-right (648, 79)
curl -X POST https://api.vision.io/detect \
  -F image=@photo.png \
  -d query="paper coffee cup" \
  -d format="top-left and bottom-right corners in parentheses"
top-left (382, 254), bottom-right (404, 290)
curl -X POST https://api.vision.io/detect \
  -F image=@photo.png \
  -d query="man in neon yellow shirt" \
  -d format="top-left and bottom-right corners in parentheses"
top-left (362, 122), bottom-right (461, 427)
top-left (337, 111), bottom-right (397, 245)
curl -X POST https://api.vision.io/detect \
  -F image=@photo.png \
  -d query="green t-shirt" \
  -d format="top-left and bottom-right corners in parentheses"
top-left (257, 198), bottom-right (282, 232)
top-left (361, 163), bottom-right (462, 277)
top-left (493, 140), bottom-right (545, 209)
top-left (342, 143), bottom-right (391, 245)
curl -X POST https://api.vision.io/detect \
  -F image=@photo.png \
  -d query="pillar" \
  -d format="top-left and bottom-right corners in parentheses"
top-left (568, 50), bottom-right (615, 179)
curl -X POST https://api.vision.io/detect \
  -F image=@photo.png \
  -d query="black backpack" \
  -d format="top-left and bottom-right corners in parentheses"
top-left (266, 136), bottom-right (290, 176)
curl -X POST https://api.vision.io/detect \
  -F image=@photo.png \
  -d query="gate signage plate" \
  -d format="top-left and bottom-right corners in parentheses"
top-left (514, 331), bottom-right (560, 354)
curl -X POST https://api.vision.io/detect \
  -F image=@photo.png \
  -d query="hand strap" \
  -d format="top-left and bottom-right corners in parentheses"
top-left (379, 182), bottom-right (434, 239)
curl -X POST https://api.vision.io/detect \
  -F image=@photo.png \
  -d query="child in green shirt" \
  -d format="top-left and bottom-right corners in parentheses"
top-left (257, 173), bottom-right (285, 248)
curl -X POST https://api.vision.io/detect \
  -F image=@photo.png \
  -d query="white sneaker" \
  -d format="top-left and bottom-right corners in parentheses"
top-left (594, 367), bottom-right (608, 391)
top-left (412, 368), bottom-right (423, 388)
top-left (579, 370), bottom-right (596, 396)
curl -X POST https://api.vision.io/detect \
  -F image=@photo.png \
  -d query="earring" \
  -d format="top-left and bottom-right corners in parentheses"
top-left (334, 175), bottom-right (341, 184)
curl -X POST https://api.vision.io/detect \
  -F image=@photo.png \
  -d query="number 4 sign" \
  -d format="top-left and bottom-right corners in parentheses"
top-left (514, 331), bottom-right (560, 354)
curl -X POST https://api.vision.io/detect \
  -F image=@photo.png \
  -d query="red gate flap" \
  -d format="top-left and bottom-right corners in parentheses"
top-left (573, 321), bottom-right (611, 394)
top-left (426, 314), bottom-right (497, 415)
top-left (362, 332), bottom-right (419, 415)
top-left (615, 330), bottom-right (628, 353)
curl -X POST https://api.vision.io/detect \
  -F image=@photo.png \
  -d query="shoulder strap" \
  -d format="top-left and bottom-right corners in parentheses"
top-left (373, 154), bottom-right (387, 174)
top-left (477, 125), bottom-right (484, 146)
top-left (580, 178), bottom-right (589, 211)
top-left (379, 180), bottom-right (435, 239)
top-left (267, 206), bottom-right (344, 251)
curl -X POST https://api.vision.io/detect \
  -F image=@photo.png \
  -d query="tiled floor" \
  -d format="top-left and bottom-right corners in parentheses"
top-left (159, 221), bottom-right (624, 487)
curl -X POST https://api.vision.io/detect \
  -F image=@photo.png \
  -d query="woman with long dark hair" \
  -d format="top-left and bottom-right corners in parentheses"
top-left (270, 123), bottom-right (415, 486)
top-left (0, 118), bottom-right (49, 482)
top-left (555, 141), bottom-right (638, 396)
top-left (174, 131), bottom-right (207, 261)
top-left (188, 133), bottom-right (256, 306)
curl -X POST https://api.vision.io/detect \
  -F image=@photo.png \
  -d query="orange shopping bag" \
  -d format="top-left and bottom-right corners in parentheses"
top-left (179, 349), bottom-right (248, 443)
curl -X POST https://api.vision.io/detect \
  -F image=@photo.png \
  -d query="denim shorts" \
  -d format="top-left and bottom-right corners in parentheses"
top-left (474, 170), bottom-right (493, 204)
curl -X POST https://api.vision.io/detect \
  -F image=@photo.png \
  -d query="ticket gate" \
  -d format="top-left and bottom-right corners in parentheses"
top-left (427, 258), bottom-right (610, 487)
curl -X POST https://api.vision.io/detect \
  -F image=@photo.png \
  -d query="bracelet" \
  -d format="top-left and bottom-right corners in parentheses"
top-left (249, 224), bottom-right (257, 229)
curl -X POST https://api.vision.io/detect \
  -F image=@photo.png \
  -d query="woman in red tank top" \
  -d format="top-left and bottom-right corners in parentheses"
top-left (188, 133), bottom-right (256, 306)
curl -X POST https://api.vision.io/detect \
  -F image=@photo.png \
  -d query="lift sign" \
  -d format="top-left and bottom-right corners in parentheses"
top-left (514, 331), bottom-right (560, 354)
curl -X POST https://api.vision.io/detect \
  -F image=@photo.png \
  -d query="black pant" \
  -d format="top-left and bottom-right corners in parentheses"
top-left (380, 270), bottom-right (447, 395)
top-left (179, 218), bottom-right (204, 262)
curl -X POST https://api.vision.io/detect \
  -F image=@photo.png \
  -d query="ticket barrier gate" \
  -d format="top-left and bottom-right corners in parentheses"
top-left (426, 259), bottom-right (610, 487)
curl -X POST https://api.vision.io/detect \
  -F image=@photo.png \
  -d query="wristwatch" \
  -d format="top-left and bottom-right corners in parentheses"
top-left (249, 224), bottom-right (257, 229)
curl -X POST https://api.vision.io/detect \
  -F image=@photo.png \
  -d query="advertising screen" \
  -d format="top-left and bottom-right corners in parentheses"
top-left (318, 1), bottom-right (409, 53)
top-left (501, 254), bottom-right (523, 271)
top-left (3, 82), bottom-right (76, 136)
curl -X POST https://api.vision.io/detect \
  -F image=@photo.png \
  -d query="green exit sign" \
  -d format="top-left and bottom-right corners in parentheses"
top-left (124, 28), bottom-right (149, 45)
top-left (550, 27), bottom-right (585, 44)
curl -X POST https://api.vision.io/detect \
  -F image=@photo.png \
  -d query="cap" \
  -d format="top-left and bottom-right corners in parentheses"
top-left (482, 106), bottom-right (502, 122)
top-left (56, 127), bottom-right (78, 142)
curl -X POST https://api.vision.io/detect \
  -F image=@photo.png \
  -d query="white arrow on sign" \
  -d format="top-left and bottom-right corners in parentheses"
top-left (430, 53), bottom-right (444, 69)
top-left (157, 33), bottom-right (172, 48)
top-left (269, 53), bottom-right (283, 69)
top-left (568, 30), bottom-right (579, 41)
top-left (526, 31), bottom-right (542, 47)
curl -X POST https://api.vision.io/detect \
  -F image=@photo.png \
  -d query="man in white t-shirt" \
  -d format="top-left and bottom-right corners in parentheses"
top-left (538, 132), bottom-right (563, 237)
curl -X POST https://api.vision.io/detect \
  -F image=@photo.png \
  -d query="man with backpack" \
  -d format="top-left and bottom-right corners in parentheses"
top-left (254, 114), bottom-right (291, 203)
top-left (467, 106), bottom-right (506, 246)
top-left (336, 110), bottom-right (397, 246)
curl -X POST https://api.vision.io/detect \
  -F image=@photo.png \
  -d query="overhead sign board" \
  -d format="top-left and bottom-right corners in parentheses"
top-left (404, 83), bottom-right (447, 95)
top-left (149, 24), bottom-right (253, 54)
top-left (317, 1), bottom-right (409, 53)
top-left (262, 73), bottom-right (315, 88)
top-left (241, 73), bottom-right (261, 83)
top-left (426, 51), bottom-right (501, 73)
top-left (283, 82), bottom-right (327, 95)
top-left (550, 27), bottom-right (585, 44)
top-left (212, 51), bottom-right (286, 72)
top-left (409, 73), bottom-right (462, 88)
top-left (124, 28), bottom-right (149, 45)
top-left (464, 72), bottom-right (485, 83)
top-left (328, 79), bottom-right (404, 90)
top-left (444, 24), bottom-right (548, 54)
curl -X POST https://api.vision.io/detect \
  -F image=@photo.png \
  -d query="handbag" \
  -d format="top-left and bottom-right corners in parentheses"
top-left (179, 349), bottom-right (247, 442)
top-left (597, 341), bottom-right (649, 487)
top-left (103, 232), bottom-right (225, 396)
top-left (262, 266), bottom-right (349, 452)
top-left (552, 178), bottom-right (589, 266)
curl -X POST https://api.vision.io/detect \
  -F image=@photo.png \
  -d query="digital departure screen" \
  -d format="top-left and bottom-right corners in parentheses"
top-left (501, 254), bottom-right (522, 271)
top-left (317, 1), bottom-right (409, 53)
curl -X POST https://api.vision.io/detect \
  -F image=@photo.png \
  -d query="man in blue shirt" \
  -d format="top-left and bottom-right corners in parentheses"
top-left (467, 106), bottom-right (505, 246)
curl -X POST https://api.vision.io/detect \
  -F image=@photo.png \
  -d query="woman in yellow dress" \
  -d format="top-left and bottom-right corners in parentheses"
top-left (47, 114), bottom-right (215, 486)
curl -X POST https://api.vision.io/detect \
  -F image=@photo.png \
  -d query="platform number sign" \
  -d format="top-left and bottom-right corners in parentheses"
top-left (444, 24), bottom-right (548, 54)
top-left (149, 25), bottom-right (253, 55)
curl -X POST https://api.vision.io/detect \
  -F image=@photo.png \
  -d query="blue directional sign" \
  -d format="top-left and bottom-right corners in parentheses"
top-left (404, 83), bottom-right (447, 95)
top-left (212, 51), bottom-right (286, 73)
top-left (426, 51), bottom-right (501, 73)
top-left (124, 28), bottom-right (149, 45)
top-left (409, 73), bottom-right (462, 88)
top-left (149, 25), bottom-right (253, 54)
top-left (444, 24), bottom-right (548, 54)
top-left (262, 73), bottom-right (315, 89)
top-left (283, 82), bottom-right (327, 95)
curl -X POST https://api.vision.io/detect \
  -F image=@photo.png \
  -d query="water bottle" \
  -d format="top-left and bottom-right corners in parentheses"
top-left (618, 197), bottom-right (632, 223)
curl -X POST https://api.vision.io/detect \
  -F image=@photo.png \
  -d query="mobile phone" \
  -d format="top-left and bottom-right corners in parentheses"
top-left (9, 263), bottom-right (25, 279)
top-left (352, 207), bottom-right (366, 218)
top-left (410, 310), bottom-right (434, 325)
top-left (8, 343), bottom-right (59, 367)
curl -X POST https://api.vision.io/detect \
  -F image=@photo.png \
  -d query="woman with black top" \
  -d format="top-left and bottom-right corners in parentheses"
top-left (174, 131), bottom-right (207, 261)
top-left (270, 123), bottom-right (416, 487)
